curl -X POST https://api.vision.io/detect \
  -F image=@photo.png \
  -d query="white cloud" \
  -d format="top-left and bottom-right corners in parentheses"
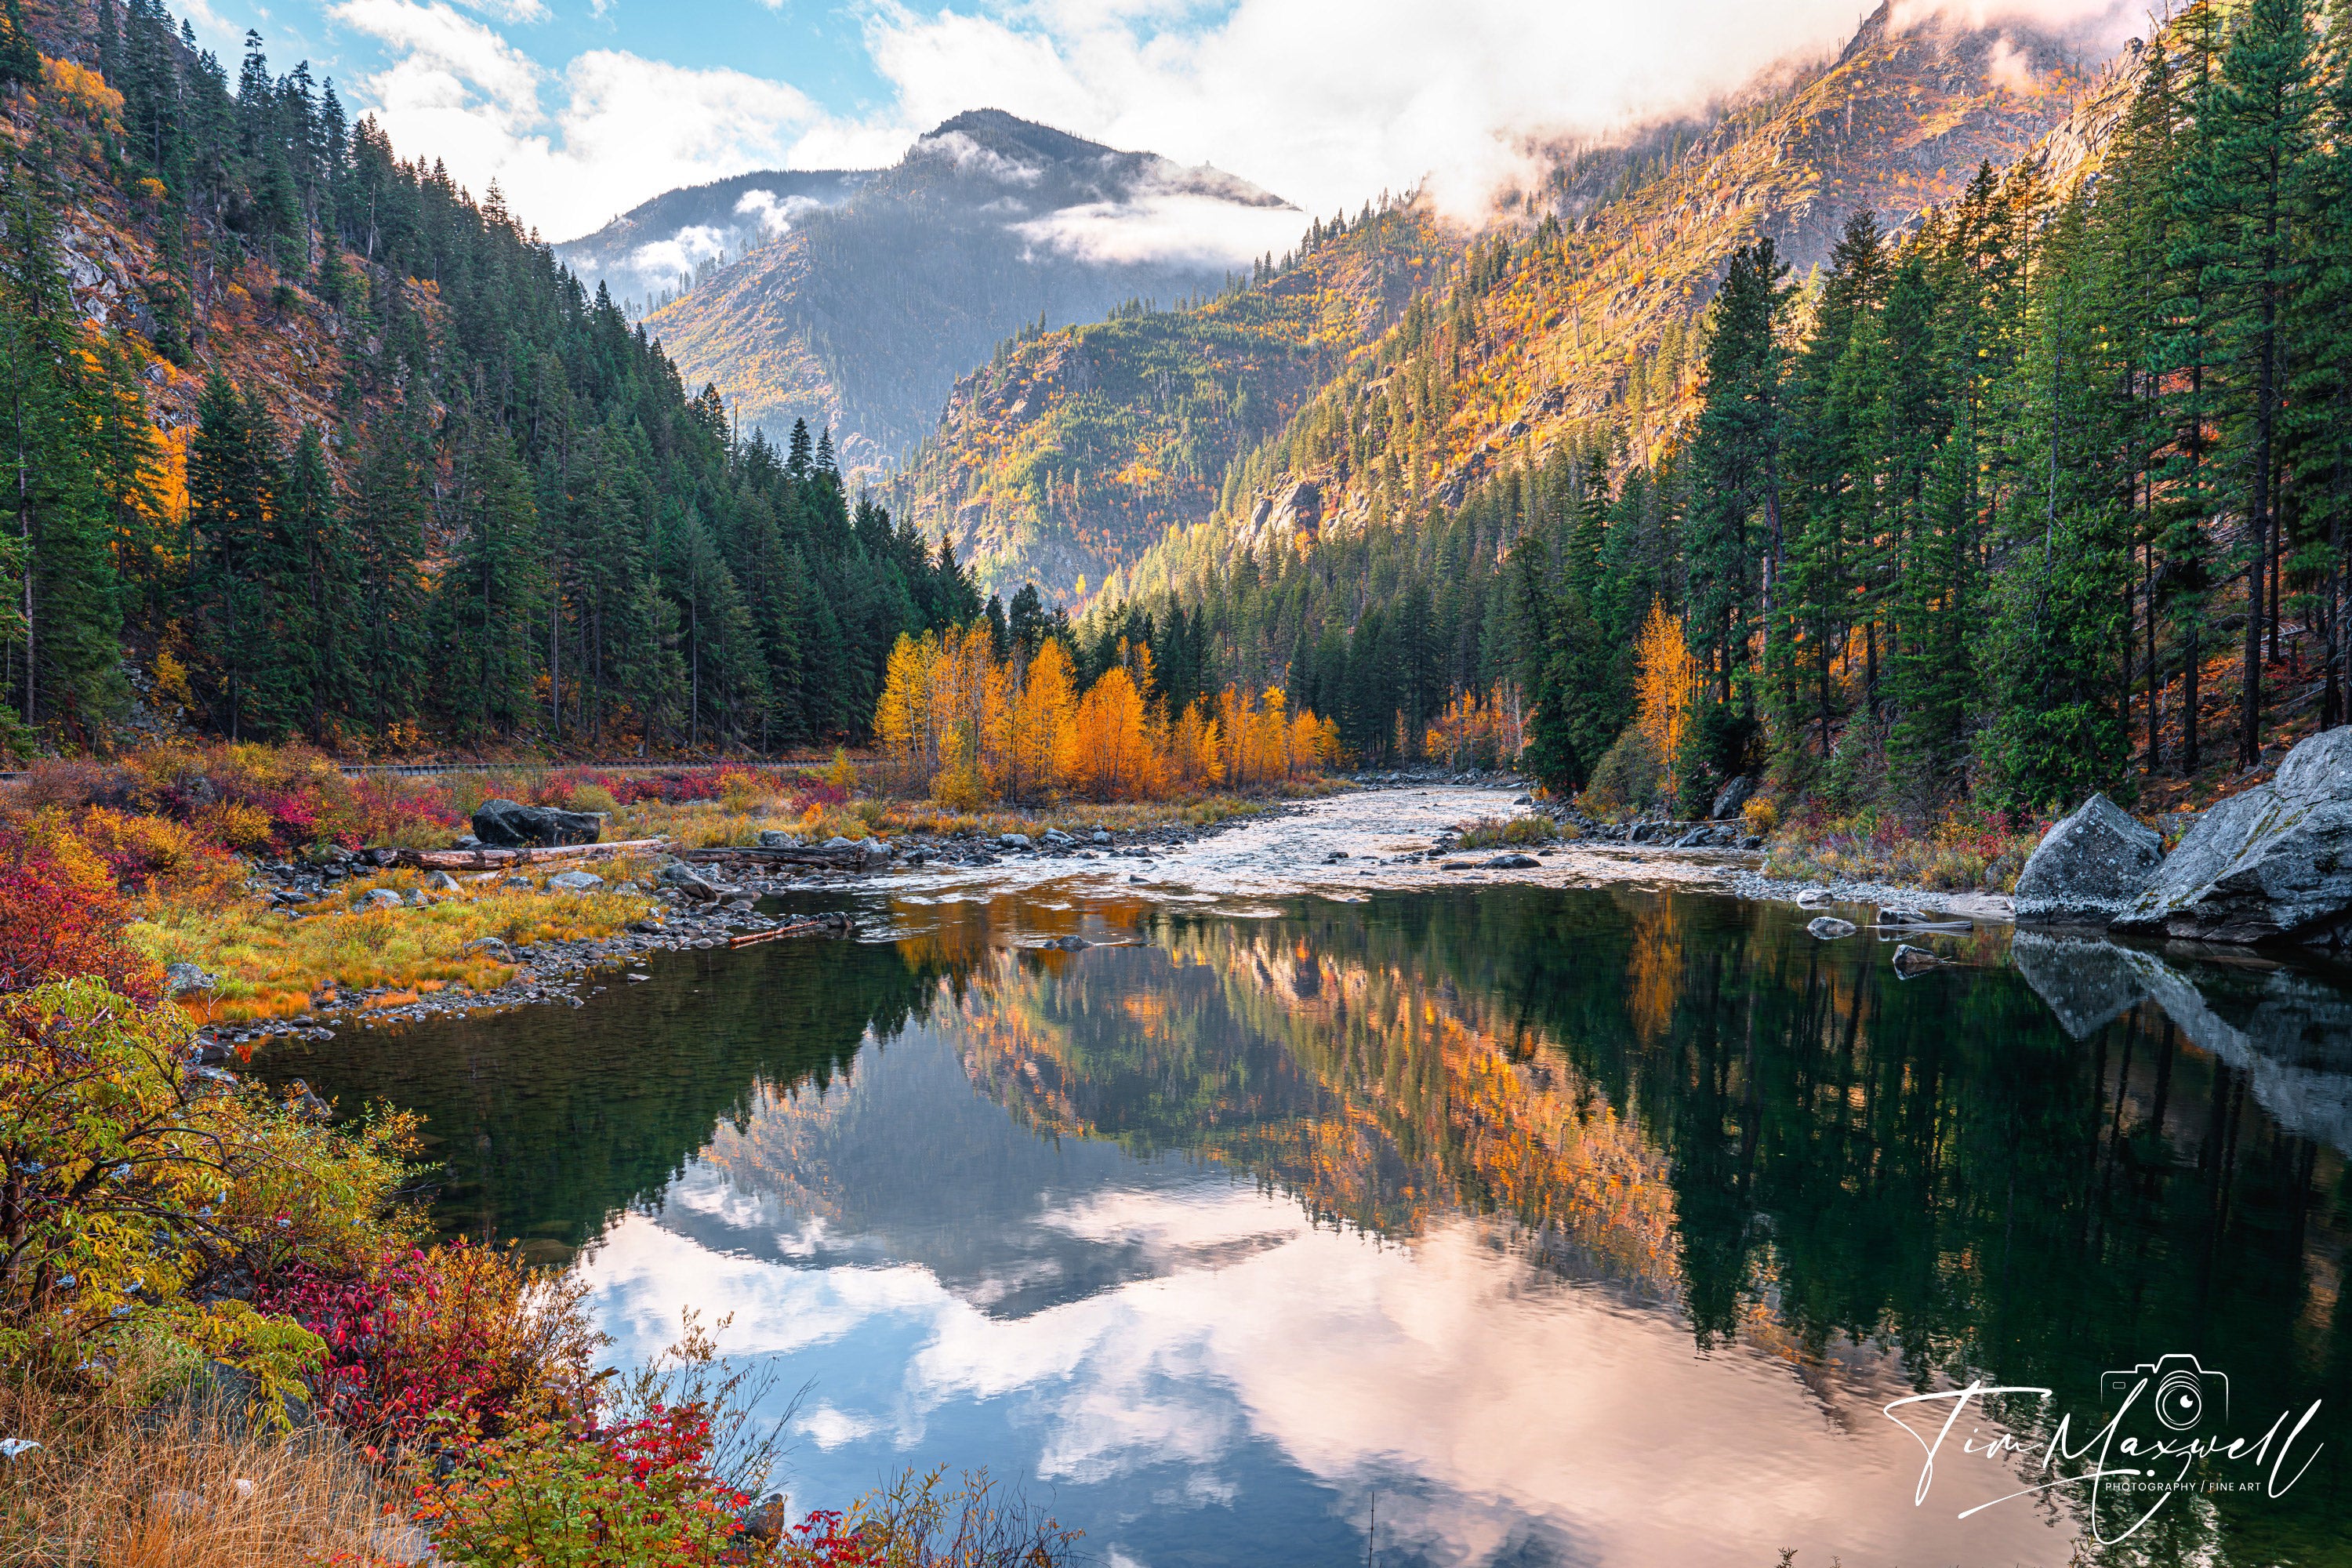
top-left (735, 188), bottom-right (827, 236)
top-left (331, 0), bottom-right (2140, 268)
top-left (459, 0), bottom-right (550, 22)
top-left (332, 0), bottom-right (825, 238)
top-left (1014, 189), bottom-right (1302, 268)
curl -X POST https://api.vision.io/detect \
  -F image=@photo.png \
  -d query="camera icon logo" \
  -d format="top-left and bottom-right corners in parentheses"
top-left (2101, 1353), bottom-right (2230, 1432)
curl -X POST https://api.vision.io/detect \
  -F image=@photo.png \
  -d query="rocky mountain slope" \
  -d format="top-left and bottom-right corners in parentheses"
top-left (556, 168), bottom-right (866, 315)
top-left (637, 110), bottom-right (1302, 473)
top-left (1096, 1), bottom-right (2129, 605)
top-left (887, 200), bottom-right (1459, 597)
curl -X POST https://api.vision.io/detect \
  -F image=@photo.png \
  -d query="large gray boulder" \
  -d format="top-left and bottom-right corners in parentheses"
top-left (470, 798), bottom-right (603, 848)
top-left (2112, 727), bottom-right (2352, 946)
top-left (2013, 793), bottom-right (2164, 927)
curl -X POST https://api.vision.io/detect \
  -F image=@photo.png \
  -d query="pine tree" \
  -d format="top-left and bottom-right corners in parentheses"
top-left (2180, 0), bottom-right (2319, 764)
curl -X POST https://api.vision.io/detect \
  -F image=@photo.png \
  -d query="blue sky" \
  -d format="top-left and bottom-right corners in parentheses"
top-left (169, 0), bottom-right (2130, 245)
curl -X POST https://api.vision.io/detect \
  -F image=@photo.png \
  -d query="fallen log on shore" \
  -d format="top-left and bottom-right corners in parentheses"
top-left (394, 838), bottom-right (668, 870)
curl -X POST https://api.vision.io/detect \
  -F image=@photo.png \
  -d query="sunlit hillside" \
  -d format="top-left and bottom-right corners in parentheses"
top-left (1105, 1), bottom-right (2125, 605)
top-left (887, 201), bottom-right (1461, 597)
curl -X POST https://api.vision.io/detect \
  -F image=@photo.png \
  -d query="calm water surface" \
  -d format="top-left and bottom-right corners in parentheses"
top-left (264, 883), bottom-right (2352, 1568)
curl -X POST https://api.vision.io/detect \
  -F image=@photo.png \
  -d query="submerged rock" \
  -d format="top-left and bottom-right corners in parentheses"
top-left (1807, 916), bottom-right (1857, 940)
top-left (2014, 793), bottom-right (2165, 927)
top-left (2113, 726), bottom-right (2352, 946)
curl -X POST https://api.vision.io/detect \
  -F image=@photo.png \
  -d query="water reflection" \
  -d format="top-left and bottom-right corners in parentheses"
top-left (270, 885), bottom-right (2352, 1566)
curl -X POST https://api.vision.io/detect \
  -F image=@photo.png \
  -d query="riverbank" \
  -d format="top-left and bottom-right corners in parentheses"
top-left (183, 782), bottom-right (2034, 1056)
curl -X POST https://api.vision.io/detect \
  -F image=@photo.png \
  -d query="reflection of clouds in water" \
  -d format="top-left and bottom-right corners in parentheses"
top-left (797, 1402), bottom-right (880, 1450)
top-left (580, 1171), bottom-right (2074, 1568)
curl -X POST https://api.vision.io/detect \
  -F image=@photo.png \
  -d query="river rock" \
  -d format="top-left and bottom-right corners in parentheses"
top-left (1891, 943), bottom-right (1945, 976)
top-left (1795, 887), bottom-right (1832, 909)
top-left (356, 888), bottom-right (402, 911)
top-left (422, 870), bottom-right (462, 893)
top-left (1807, 916), bottom-right (1857, 940)
top-left (756, 829), bottom-right (798, 848)
top-left (999, 833), bottom-right (1033, 850)
top-left (545, 870), bottom-right (604, 893)
top-left (470, 798), bottom-right (603, 848)
top-left (164, 962), bottom-right (216, 995)
top-left (655, 862), bottom-right (716, 900)
top-left (1484, 854), bottom-right (1541, 869)
top-left (2013, 793), bottom-right (2165, 927)
top-left (2112, 726), bottom-right (2352, 946)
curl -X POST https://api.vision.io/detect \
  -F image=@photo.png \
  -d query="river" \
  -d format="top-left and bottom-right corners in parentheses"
top-left (258, 787), bottom-right (2352, 1568)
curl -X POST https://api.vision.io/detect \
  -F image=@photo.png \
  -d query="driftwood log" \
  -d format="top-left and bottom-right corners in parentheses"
top-left (393, 838), bottom-right (668, 870)
top-left (727, 920), bottom-right (829, 949)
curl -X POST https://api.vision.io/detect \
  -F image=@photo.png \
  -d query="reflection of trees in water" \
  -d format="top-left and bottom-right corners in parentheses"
top-left (939, 887), bottom-right (2350, 1560)
top-left (256, 935), bottom-right (968, 1250)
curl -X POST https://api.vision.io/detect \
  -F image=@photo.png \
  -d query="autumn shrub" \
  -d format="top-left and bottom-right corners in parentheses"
top-left (254, 1242), bottom-right (598, 1450)
top-left (9, 745), bottom-right (461, 858)
top-left (0, 828), bottom-right (155, 997)
top-left (1762, 803), bottom-right (2046, 892)
top-left (779, 1467), bottom-right (1081, 1568)
top-left (0, 979), bottom-right (421, 1406)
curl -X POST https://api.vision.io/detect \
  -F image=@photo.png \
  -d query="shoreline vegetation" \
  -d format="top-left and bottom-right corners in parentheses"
top-left (0, 748), bottom-right (1101, 1563)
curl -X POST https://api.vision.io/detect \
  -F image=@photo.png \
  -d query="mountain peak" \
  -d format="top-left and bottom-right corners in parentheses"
top-left (917, 109), bottom-right (1120, 169)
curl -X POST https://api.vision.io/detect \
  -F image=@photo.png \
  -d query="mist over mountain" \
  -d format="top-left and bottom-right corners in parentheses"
top-left (556, 169), bottom-right (869, 314)
top-left (628, 111), bottom-right (1306, 472)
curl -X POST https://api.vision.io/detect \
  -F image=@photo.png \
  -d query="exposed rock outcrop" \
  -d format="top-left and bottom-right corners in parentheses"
top-left (2111, 727), bottom-right (2352, 947)
top-left (470, 798), bottom-right (604, 848)
top-left (2013, 793), bottom-right (2164, 927)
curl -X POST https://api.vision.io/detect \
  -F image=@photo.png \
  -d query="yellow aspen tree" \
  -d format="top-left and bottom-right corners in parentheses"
top-left (1634, 599), bottom-right (1699, 796)
top-left (874, 633), bottom-right (938, 795)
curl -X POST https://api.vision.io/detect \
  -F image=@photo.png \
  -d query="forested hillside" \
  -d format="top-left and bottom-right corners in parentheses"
top-left (641, 111), bottom-right (1300, 474)
top-left (1089, 0), bottom-right (2352, 822)
top-left (556, 166), bottom-right (866, 316)
top-left (888, 199), bottom-right (1458, 597)
top-left (1112, 1), bottom-right (2107, 612)
top-left (0, 0), bottom-right (978, 758)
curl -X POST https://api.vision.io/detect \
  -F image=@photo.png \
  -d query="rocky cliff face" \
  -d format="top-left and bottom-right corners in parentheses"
top-left (636, 110), bottom-right (1301, 474)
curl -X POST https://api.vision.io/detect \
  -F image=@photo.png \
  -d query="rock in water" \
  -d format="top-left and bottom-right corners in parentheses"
top-left (1807, 916), bottom-right (1858, 940)
top-left (2013, 793), bottom-right (2165, 927)
top-left (2112, 726), bottom-right (2352, 946)
top-left (1483, 853), bottom-right (1541, 869)
top-left (470, 798), bottom-right (603, 847)
top-left (1891, 943), bottom-right (1945, 976)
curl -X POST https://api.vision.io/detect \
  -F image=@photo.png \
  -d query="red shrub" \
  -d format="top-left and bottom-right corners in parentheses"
top-left (0, 829), bottom-right (154, 999)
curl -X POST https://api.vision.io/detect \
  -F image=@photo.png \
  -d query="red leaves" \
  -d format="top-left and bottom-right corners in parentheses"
top-left (0, 829), bottom-right (153, 1000)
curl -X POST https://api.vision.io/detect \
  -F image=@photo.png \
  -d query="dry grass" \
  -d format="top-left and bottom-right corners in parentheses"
top-left (0, 1367), bottom-right (404, 1568)
top-left (128, 867), bottom-right (663, 1025)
